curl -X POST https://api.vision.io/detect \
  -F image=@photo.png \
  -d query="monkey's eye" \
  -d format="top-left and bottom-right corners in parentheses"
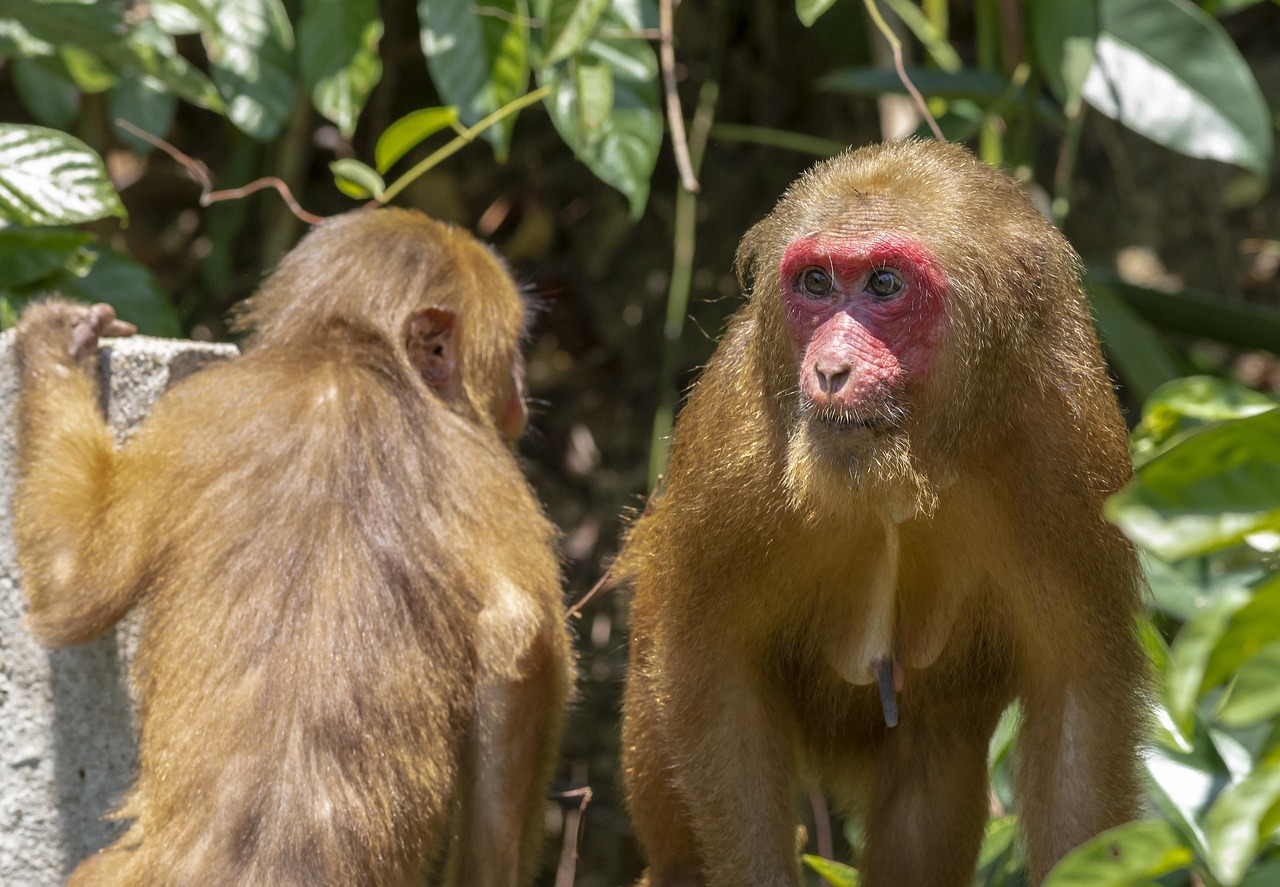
top-left (799, 267), bottom-right (834, 298)
top-left (865, 268), bottom-right (903, 300)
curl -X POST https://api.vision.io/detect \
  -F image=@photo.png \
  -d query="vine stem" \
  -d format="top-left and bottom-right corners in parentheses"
top-left (863, 0), bottom-right (944, 141)
top-left (378, 84), bottom-right (552, 205)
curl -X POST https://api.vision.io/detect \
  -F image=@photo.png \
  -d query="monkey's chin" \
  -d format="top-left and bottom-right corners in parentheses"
top-left (785, 418), bottom-right (937, 524)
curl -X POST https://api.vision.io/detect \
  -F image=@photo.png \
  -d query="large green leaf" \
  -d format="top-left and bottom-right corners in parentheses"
top-left (1083, 0), bottom-right (1273, 176)
top-left (1107, 410), bottom-right (1280, 560)
top-left (0, 124), bottom-right (125, 226)
top-left (47, 246), bottom-right (181, 337)
top-left (1217, 640), bottom-right (1280, 728)
top-left (298, 0), bottom-right (383, 138)
top-left (192, 0), bottom-right (297, 140)
top-left (1042, 820), bottom-right (1191, 886)
top-left (1132, 376), bottom-right (1277, 465)
top-left (539, 0), bottom-right (661, 217)
top-left (110, 73), bottom-right (178, 153)
top-left (796, 0), bottom-right (838, 26)
top-left (12, 57), bottom-right (79, 128)
top-left (419, 0), bottom-right (529, 159)
top-left (1163, 587), bottom-right (1251, 733)
top-left (1203, 753), bottom-right (1280, 884)
top-left (0, 227), bottom-right (93, 288)
top-left (1028, 0), bottom-right (1097, 113)
top-left (1086, 279), bottom-right (1181, 404)
top-left (1203, 573), bottom-right (1280, 691)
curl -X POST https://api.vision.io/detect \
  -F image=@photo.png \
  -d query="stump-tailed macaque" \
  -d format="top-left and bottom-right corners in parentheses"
top-left (619, 140), bottom-right (1145, 886)
top-left (13, 209), bottom-right (571, 886)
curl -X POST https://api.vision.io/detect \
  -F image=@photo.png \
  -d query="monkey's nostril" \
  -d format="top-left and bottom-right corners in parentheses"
top-left (816, 366), bottom-right (851, 396)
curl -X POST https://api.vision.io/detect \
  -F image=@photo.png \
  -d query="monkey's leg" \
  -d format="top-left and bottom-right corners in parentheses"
top-left (1015, 594), bottom-right (1145, 883)
top-left (13, 300), bottom-right (147, 647)
top-left (447, 589), bottom-right (569, 887)
top-left (627, 640), bottom-right (801, 887)
top-left (858, 709), bottom-right (997, 886)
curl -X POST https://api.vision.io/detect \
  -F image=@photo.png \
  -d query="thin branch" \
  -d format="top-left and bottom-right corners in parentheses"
top-left (659, 0), bottom-right (699, 193)
top-left (552, 785), bottom-right (593, 887)
top-left (862, 0), bottom-right (945, 142)
top-left (114, 119), bottom-right (325, 225)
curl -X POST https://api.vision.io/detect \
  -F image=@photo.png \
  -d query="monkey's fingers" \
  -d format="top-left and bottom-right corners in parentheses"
top-left (70, 304), bottom-right (135, 361)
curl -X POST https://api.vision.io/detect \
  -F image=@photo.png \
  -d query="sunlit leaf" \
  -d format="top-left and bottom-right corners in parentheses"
top-left (802, 854), bottom-right (860, 887)
top-left (0, 124), bottom-right (125, 226)
top-left (540, 0), bottom-right (661, 217)
top-left (1203, 573), bottom-right (1280, 691)
top-left (1084, 0), bottom-right (1273, 176)
top-left (1043, 820), bottom-right (1191, 886)
top-left (299, 0), bottom-right (383, 138)
top-left (419, 0), bottom-right (529, 159)
top-left (329, 158), bottom-right (385, 200)
top-left (1217, 640), bottom-right (1280, 727)
top-left (375, 106), bottom-right (460, 173)
top-left (1203, 755), bottom-right (1280, 884)
top-left (545, 0), bottom-right (610, 66)
top-left (1163, 587), bottom-right (1250, 732)
top-left (1107, 410), bottom-right (1280, 560)
top-left (197, 0), bottom-right (297, 140)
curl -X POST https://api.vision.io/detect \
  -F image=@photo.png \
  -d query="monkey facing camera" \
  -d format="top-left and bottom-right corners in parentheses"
top-left (13, 209), bottom-right (571, 886)
top-left (619, 140), bottom-right (1146, 886)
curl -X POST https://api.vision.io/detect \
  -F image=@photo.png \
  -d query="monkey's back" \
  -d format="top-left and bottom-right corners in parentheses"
top-left (100, 320), bottom-right (556, 885)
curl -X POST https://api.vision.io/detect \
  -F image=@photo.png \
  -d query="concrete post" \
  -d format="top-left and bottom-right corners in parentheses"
top-left (0, 332), bottom-right (236, 886)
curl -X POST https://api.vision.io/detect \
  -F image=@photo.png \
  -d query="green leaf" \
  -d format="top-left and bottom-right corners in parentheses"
top-left (797, 0), bottom-right (839, 26)
top-left (1042, 820), bottom-right (1191, 886)
top-left (0, 227), bottom-right (94, 288)
top-left (1132, 376), bottom-right (1277, 465)
top-left (12, 57), bottom-right (80, 129)
top-left (43, 246), bottom-right (181, 338)
top-left (818, 66), bottom-right (1012, 101)
top-left (0, 124), bottom-right (125, 226)
top-left (1164, 587), bottom-right (1251, 732)
top-left (1084, 0), bottom-right (1273, 176)
top-left (1028, 0), bottom-right (1098, 113)
top-left (330, 158), bottom-right (385, 200)
top-left (1203, 754), bottom-right (1280, 884)
top-left (375, 107), bottom-right (461, 173)
top-left (540, 0), bottom-right (661, 217)
top-left (1107, 410), bottom-right (1280, 560)
top-left (1203, 573), bottom-right (1280, 691)
top-left (123, 15), bottom-right (224, 113)
top-left (198, 0), bottom-right (298, 140)
top-left (976, 814), bottom-right (1020, 869)
top-left (419, 0), bottom-right (530, 159)
top-left (298, 0), bottom-right (383, 138)
top-left (110, 73), bottom-right (178, 153)
top-left (802, 854), bottom-right (861, 887)
top-left (1218, 640), bottom-right (1280, 727)
top-left (545, 0), bottom-right (610, 66)
top-left (1086, 279), bottom-right (1181, 404)
top-left (574, 57), bottom-right (614, 146)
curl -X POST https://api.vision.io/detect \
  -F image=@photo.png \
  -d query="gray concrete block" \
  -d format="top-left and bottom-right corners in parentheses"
top-left (0, 331), bottom-right (237, 886)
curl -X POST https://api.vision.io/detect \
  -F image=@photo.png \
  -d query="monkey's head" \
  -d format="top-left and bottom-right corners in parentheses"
top-left (237, 208), bottom-right (529, 440)
top-left (736, 139), bottom-right (1091, 518)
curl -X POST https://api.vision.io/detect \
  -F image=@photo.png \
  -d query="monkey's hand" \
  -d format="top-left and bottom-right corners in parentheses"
top-left (16, 299), bottom-right (137, 378)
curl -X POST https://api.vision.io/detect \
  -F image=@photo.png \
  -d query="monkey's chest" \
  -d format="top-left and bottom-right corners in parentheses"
top-left (794, 520), bottom-right (981, 689)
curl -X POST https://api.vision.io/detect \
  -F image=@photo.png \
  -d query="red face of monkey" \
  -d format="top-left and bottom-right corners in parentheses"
top-left (778, 232), bottom-right (949, 433)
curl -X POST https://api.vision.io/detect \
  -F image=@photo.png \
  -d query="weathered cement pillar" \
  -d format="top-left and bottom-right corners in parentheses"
top-left (0, 331), bottom-right (236, 886)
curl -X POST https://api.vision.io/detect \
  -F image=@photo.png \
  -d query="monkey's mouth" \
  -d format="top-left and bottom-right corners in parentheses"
top-left (808, 409), bottom-right (893, 432)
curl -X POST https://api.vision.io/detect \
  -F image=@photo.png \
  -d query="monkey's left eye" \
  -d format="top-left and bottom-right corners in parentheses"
top-left (865, 268), bottom-right (903, 300)
top-left (800, 267), bottom-right (834, 298)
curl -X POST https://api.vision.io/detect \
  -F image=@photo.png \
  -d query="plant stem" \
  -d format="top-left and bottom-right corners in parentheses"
top-left (379, 84), bottom-right (552, 205)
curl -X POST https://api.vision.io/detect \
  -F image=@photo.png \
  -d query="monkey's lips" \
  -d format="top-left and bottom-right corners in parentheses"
top-left (806, 407), bottom-right (894, 433)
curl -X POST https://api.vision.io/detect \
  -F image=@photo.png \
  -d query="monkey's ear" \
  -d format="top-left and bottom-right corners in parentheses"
top-left (405, 306), bottom-right (458, 392)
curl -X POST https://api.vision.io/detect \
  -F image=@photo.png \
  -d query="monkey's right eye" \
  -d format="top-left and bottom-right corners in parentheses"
top-left (800, 267), bottom-right (833, 298)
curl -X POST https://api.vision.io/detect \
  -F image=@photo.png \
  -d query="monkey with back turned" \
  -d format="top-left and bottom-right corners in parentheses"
top-left (13, 208), bottom-right (571, 886)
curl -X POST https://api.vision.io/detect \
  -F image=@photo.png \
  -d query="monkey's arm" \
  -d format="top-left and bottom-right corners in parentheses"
top-left (13, 299), bottom-right (144, 647)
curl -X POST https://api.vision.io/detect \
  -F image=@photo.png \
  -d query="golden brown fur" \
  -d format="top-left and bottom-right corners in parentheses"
top-left (619, 140), bottom-right (1145, 886)
top-left (13, 209), bottom-right (571, 886)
